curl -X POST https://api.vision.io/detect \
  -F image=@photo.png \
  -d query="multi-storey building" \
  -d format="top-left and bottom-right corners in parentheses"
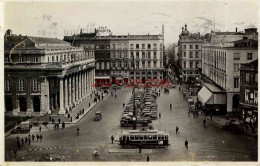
top-left (200, 29), bottom-right (258, 114)
top-left (4, 30), bottom-right (95, 116)
top-left (64, 28), bottom-right (164, 84)
top-left (239, 59), bottom-right (258, 125)
top-left (178, 24), bottom-right (203, 82)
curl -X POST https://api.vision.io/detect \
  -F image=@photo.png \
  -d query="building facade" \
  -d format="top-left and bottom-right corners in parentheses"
top-left (178, 24), bottom-right (203, 82)
top-left (239, 59), bottom-right (258, 126)
top-left (64, 28), bottom-right (164, 84)
top-left (200, 31), bottom-right (258, 114)
top-left (4, 30), bottom-right (95, 116)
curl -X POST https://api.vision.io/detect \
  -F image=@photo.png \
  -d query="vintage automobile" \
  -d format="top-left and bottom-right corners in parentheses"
top-left (222, 120), bottom-right (245, 134)
top-left (164, 88), bottom-right (169, 93)
top-left (94, 111), bottom-right (102, 121)
top-left (11, 121), bottom-right (32, 134)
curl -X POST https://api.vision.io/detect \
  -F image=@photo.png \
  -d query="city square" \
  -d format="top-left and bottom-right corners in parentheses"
top-left (3, 1), bottom-right (258, 163)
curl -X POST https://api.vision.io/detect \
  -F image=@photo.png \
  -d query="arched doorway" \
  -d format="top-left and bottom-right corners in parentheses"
top-left (19, 97), bottom-right (27, 112)
top-left (5, 96), bottom-right (13, 111)
top-left (233, 94), bottom-right (240, 114)
top-left (33, 96), bottom-right (40, 112)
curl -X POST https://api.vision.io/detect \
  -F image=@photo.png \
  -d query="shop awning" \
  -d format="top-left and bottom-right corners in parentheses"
top-left (198, 86), bottom-right (212, 105)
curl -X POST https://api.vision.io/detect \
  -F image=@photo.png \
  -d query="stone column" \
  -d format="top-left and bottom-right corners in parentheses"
top-left (59, 77), bottom-right (65, 114)
top-left (82, 71), bottom-right (85, 99)
top-left (68, 76), bottom-right (72, 108)
top-left (64, 77), bottom-right (68, 111)
top-left (75, 73), bottom-right (78, 104)
top-left (72, 75), bottom-right (75, 105)
top-left (86, 70), bottom-right (88, 95)
top-left (40, 77), bottom-right (51, 115)
top-left (79, 72), bottom-right (82, 102)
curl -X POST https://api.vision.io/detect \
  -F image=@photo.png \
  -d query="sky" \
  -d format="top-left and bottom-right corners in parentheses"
top-left (4, 1), bottom-right (259, 44)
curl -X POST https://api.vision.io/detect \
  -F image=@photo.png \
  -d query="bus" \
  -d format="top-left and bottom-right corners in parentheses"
top-left (118, 129), bottom-right (170, 148)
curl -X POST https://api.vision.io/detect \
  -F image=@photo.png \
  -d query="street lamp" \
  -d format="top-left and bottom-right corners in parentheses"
top-left (132, 55), bottom-right (137, 130)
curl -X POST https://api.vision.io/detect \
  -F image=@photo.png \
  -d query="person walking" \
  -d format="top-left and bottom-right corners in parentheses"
top-left (13, 148), bottom-right (17, 159)
top-left (203, 119), bottom-right (206, 127)
top-left (25, 137), bottom-right (28, 144)
top-left (39, 126), bottom-right (42, 132)
top-left (21, 137), bottom-right (24, 146)
top-left (111, 135), bottom-right (114, 144)
top-left (185, 140), bottom-right (188, 149)
top-left (16, 138), bottom-right (21, 150)
top-left (39, 134), bottom-right (43, 142)
top-left (170, 103), bottom-right (172, 110)
top-left (123, 102), bottom-right (125, 108)
top-left (62, 122), bottom-right (65, 129)
top-left (210, 113), bottom-right (213, 120)
top-left (36, 134), bottom-right (39, 142)
top-left (115, 94), bottom-right (117, 99)
top-left (176, 126), bottom-right (179, 134)
top-left (159, 112), bottom-right (161, 118)
top-left (139, 143), bottom-right (142, 153)
top-left (32, 134), bottom-right (35, 141)
top-left (147, 155), bottom-right (150, 162)
top-left (28, 137), bottom-right (31, 145)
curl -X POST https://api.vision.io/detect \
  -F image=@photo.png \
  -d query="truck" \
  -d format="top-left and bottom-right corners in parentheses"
top-left (120, 117), bottom-right (152, 127)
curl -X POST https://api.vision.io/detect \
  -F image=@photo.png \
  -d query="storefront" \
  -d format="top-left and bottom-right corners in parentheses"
top-left (197, 83), bottom-right (226, 115)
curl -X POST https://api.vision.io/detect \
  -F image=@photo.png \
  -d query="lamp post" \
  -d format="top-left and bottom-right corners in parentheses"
top-left (132, 55), bottom-right (137, 130)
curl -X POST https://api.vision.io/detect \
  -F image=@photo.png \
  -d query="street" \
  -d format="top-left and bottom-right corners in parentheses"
top-left (5, 86), bottom-right (257, 161)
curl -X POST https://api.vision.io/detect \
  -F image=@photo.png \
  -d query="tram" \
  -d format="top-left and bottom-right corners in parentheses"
top-left (118, 129), bottom-right (170, 148)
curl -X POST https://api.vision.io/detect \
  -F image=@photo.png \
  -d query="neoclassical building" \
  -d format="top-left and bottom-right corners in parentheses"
top-left (4, 30), bottom-right (95, 116)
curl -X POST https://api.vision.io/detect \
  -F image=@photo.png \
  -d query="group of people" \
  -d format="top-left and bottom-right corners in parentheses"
top-left (52, 118), bottom-right (66, 129)
top-left (14, 133), bottom-right (43, 158)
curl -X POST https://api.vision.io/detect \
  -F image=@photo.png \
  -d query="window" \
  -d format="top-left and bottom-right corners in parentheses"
top-left (190, 45), bottom-right (193, 49)
top-left (234, 64), bottom-right (239, 72)
top-left (142, 52), bottom-right (145, 59)
top-left (245, 89), bottom-right (250, 103)
top-left (247, 53), bottom-right (252, 60)
top-left (124, 62), bottom-right (128, 68)
top-left (255, 73), bottom-right (258, 83)
top-left (136, 44), bottom-right (139, 49)
top-left (19, 79), bottom-right (25, 91)
top-left (196, 45), bottom-right (199, 49)
top-left (124, 52), bottom-right (128, 58)
top-left (96, 45), bottom-right (99, 50)
top-left (142, 62), bottom-right (145, 68)
top-left (160, 61), bottom-right (162, 67)
top-left (184, 45), bottom-right (186, 49)
top-left (183, 61), bottom-right (186, 68)
top-left (234, 53), bottom-right (240, 60)
top-left (234, 78), bottom-right (239, 88)
top-left (33, 79), bottom-right (39, 91)
top-left (153, 44), bottom-right (157, 49)
top-left (118, 61), bottom-right (122, 68)
top-left (148, 44), bottom-right (151, 49)
top-left (160, 52), bottom-right (163, 58)
top-left (190, 62), bottom-right (193, 68)
top-left (5, 80), bottom-right (11, 91)
top-left (160, 44), bottom-right (162, 49)
top-left (154, 61), bottom-right (157, 68)
top-left (136, 52), bottom-right (139, 59)
top-left (196, 61), bottom-right (199, 68)
top-left (245, 73), bottom-right (250, 83)
top-left (33, 57), bottom-right (38, 62)
top-left (19, 56), bottom-right (24, 62)
top-left (184, 52), bottom-right (186, 57)
top-left (147, 52), bottom-right (151, 58)
top-left (189, 52), bottom-right (193, 58)
top-left (195, 52), bottom-right (199, 58)
top-left (130, 44), bottom-right (134, 49)
top-left (142, 44), bottom-right (145, 49)
top-left (254, 91), bottom-right (258, 104)
top-left (112, 44), bottom-right (116, 49)
top-left (112, 62), bottom-right (116, 68)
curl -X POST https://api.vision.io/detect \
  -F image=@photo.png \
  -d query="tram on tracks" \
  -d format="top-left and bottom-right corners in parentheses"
top-left (118, 129), bottom-right (170, 148)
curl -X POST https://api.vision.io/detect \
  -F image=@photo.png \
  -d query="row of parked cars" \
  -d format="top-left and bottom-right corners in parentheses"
top-left (120, 88), bottom-right (158, 127)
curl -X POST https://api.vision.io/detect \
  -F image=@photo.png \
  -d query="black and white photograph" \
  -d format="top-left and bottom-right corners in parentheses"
top-left (1, 0), bottom-right (259, 163)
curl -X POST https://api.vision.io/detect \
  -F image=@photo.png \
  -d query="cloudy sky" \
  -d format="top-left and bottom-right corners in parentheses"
top-left (4, 1), bottom-right (258, 44)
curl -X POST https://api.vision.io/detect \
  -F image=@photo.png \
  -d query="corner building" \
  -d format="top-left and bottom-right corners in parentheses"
top-left (4, 30), bottom-right (95, 116)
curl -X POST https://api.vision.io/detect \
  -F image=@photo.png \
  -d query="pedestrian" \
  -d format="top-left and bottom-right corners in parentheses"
top-left (159, 90), bottom-right (160, 93)
top-left (115, 94), bottom-right (116, 99)
top-left (185, 140), bottom-right (188, 149)
top-left (82, 109), bottom-right (84, 114)
top-left (203, 119), bottom-right (206, 127)
top-left (147, 155), bottom-right (150, 162)
top-left (62, 122), bottom-right (65, 129)
top-left (21, 137), bottom-right (24, 146)
top-left (58, 118), bottom-right (61, 124)
top-left (36, 134), bottom-right (39, 141)
top-left (139, 143), bottom-right (142, 153)
top-left (25, 137), bottom-right (28, 144)
top-left (28, 133), bottom-right (31, 140)
top-left (40, 134), bottom-right (43, 142)
top-left (123, 102), bottom-right (125, 108)
top-left (39, 125), bottom-right (42, 132)
top-left (16, 138), bottom-right (21, 150)
top-left (159, 112), bottom-right (161, 118)
top-left (28, 137), bottom-right (31, 145)
top-left (111, 92), bottom-right (113, 96)
top-left (68, 113), bottom-right (70, 119)
top-left (210, 113), bottom-right (213, 120)
top-left (90, 94), bottom-right (92, 98)
top-left (13, 148), bottom-right (17, 159)
top-left (170, 103), bottom-right (172, 110)
top-left (71, 117), bottom-right (73, 122)
top-left (226, 114), bottom-right (229, 120)
top-left (32, 134), bottom-right (35, 141)
top-left (159, 92), bottom-right (160, 96)
top-left (57, 123), bottom-right (59, 130)
top-left (89, 102), bottom-right (91, 107)
top-left (111, 135), bottom-right (114, 144)
top-left (176, 126), bottom-right (179, 134)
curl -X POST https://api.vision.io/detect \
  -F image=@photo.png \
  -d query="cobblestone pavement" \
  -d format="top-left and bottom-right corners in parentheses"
top-left (5, 87), bottom-right (257, 161)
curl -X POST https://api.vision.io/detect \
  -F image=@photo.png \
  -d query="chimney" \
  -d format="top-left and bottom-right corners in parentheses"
top-left (185, 24), bottom-right (187, 30)
top-left (236, 27), bottom-right (237, 33)
top-left (80, 29), bottom-right (82, 34)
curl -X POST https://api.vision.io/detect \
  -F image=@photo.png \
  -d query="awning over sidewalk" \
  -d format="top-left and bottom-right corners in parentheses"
top-left (198, 86), bottom-right (212, 105)
top-left (95, 76), bottom-right (110, 79)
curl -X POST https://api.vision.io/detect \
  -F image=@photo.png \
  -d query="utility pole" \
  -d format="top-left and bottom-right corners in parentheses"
top-left (132, 55), bottom-right (136, 130)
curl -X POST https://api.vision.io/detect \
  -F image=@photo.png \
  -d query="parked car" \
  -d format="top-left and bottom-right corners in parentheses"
top-left (11, 121), bottom-right (32, 134)
top-left (222, 120), bottom-right (244, 134)
top-left (164, 88), bottom-right (169, 93)
top-left (94, 111), bottom-right (102, 121)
